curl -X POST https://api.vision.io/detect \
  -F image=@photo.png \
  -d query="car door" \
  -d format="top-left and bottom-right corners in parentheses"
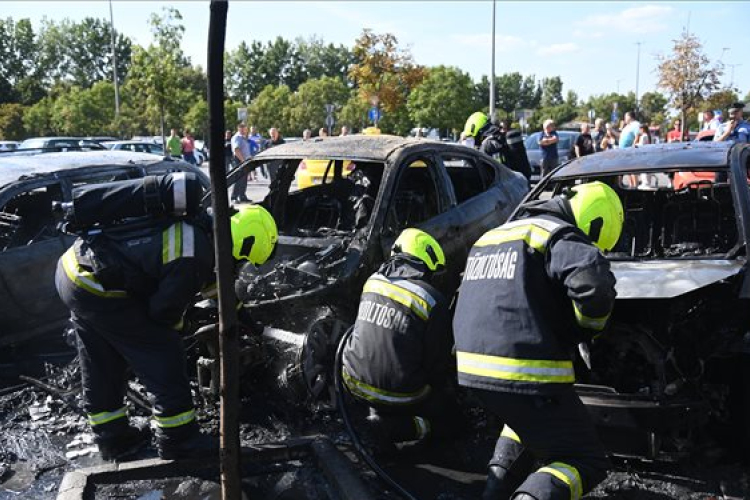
top-left (377, 152), bottom-right (457, 293)
top-left (0, 179), bottom-right (73, 343)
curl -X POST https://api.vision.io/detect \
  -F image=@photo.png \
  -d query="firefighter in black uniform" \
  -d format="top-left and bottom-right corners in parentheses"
top-left (452, 181), bottom-right (623, 500)
top-left (55, 204), bottom-right (278, 461)
top-left (342, 228), bottom-right (460, 448)
top-left (463, 111), bottom-right (532, 181)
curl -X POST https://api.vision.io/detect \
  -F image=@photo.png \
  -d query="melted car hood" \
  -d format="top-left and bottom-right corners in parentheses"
top-left (611, 260), bottom-right (744, 299)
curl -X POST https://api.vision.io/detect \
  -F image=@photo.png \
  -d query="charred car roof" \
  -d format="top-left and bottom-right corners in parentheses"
top-left (252, 135), bottom-right (449, 163)
top-left (0, 150), bottom-right (203, 187)
top-left (551, 142), bottom-right (734, 179)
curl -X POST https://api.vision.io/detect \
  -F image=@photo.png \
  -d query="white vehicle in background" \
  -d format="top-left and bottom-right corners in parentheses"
top-left (0, 141), bottom-right (21, 152)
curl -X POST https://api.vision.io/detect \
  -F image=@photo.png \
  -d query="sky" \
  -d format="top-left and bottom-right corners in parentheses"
top-left (5, 1), bottom-right (750, 103)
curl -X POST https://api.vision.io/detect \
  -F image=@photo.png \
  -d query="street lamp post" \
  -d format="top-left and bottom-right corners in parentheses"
top-left (108, 0), bottom-right (120, 117)
top-left (489, 0), bottom-right (496, 120)
top-left (635, 42), bottom-right (643, 113)
top-left (616, 79), bottom-right (623, 94)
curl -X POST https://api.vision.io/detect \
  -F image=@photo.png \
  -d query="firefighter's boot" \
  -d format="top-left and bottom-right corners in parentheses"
top-left (93, 420), bottom-right (151, 462)
top-left (156, 421), bottom-right (218, 460)
top-left (483, 464), bottom-right (518, 500)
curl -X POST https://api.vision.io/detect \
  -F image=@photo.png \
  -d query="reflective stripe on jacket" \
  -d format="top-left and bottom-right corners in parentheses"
top-left (56, 220), bottom-right (214, 328)
top-left (453, 214), bottom-right (616, 395)
top-left (342, 262), bottom-right (452, 402)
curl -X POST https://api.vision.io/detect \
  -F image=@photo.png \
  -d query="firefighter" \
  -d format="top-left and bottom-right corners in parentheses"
top-left (463, 111), bottom-right (532, 180)
top-left (452, 182), bottom-right (623, 500)
top-left (55, 205), bottom-right (278, 461)
top-left (341, 228), bottom-right (460, 450)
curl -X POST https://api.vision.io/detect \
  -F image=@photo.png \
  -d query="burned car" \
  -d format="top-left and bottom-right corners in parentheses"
top-left (0, 151), bottom-right (209, 348)
top-left (518, 141), bottom-right (750, 459)
top-left (220, 135), bottom-right (528, 401)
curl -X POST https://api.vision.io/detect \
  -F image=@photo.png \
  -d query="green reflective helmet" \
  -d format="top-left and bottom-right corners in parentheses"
top-left (463, 112), bottom-right (489, 138)
top-left (567, 181), bottom-right (624, 251)
top-left (230, 205), bottom-right (278, 264)
top-left (392, 228), bottom-right (446, 271)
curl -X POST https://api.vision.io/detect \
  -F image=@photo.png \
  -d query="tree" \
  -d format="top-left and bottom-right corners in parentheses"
top-left (287, 76), bottom-right (350, 135)
top-left (295, 36), bottom-right (354, 84)
top-left (0, 18), bottom-right (39, 104)
top-left (184, 98), bottom-right (209, 139)
top-left (348, 29), bottom-right (426, 114)
top-left (407, 66), bottom-right (474, 135)
top-left (38, 17), bottom-right (132, 89)
top-left (226, 40), bottom-right (266, 102)
top-left (584, 92), bottom-right (637, 125)
top-left (23, 96), bottom-right (56, 136)
top-left (339, 92), bottom-right (369, 132)
top-left (702, 89), bottom-right (739, 115)
top-left (656, 29), bottom-right (723, 129)
top-left (540, 76), bottom-right (564, 108)
top-left (123, 8), bottom-right (197, 137)
top-left (248, 84), bottom-right (293, 134)
top-left (0, 103), bottom-right (26, 140)
top-left (49, 82), bottom-right (116, 136)
top-left (639, 91), bottom-right (668, 125)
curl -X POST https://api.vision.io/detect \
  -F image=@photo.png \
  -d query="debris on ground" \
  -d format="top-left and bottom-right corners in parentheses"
top-left (1, 356), bottom-right (749, 500)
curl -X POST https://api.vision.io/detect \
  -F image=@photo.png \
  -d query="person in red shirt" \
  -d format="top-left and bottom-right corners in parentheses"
top-left (181, 130), bottom-right (196, 164)
top-left (667, 120), bottom-right (683, 143)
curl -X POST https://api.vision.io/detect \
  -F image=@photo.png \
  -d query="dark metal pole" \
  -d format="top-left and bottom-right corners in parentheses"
top-left (207, 2), bottom-right (242, 499)
top-left (489, 0), bottom-right (496, 120)
top-left (108, 0), bottom-right (120, 117)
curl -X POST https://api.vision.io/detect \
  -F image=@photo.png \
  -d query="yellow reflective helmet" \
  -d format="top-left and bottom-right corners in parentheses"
top-left (567, 181), bottom-right (624, 251)
top-left (230, 205), bottom-right (278, 264)
top-left (392, 228), bottom-right (446, 271)
top-left (463, 112), bottom-right (489, 138)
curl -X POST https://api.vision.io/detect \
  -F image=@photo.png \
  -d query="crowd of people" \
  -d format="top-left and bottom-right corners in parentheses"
top-left (166, 128), bottom-right (198, 164)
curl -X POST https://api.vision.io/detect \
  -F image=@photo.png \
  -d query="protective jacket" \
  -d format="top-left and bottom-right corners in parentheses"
top-left (342, 256), bottom-right (452, 406)
top-left (57, 218), bottom-right (215, 328)
top-left (453, 197), bottom-right (616, 396)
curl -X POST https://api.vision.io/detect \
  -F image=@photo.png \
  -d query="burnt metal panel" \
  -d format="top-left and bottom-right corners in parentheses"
top-left (550, 142), bottom-right (733, 179)
top-left (610, 260), bottom-right (744, 299)
top-left (252, 135), bottom-right (456, 163)
top-left (0, 151), bottom-right (192, 188)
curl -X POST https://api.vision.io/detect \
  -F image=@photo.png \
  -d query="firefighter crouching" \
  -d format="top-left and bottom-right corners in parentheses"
top-left (55, 202), bottom-right (278, 461)
top-left (452, 182), bottom-right (623, 500)
top-left (341, 228), bottom-right (462, 450)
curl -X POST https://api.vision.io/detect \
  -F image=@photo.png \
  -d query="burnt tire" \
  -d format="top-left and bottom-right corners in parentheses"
top-left (301, 316), bottom-right (350, 401)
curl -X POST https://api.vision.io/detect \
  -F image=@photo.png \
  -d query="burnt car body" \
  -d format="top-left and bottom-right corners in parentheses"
top-left (222, 135), bottom-right (529, 400)
top-left (518, 142), bottom-right (750, 459)
top-left (0, 151), bottom-right (209, 347)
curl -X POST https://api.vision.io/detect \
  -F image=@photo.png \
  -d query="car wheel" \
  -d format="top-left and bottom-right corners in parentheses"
top-left (300, 316), bottom-right (351, 401)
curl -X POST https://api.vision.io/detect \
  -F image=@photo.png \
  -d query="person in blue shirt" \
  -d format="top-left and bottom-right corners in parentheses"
top-left (715, 103), bottom-right (749, 143)
top-left (618, 112), bottom-right (641, 148)
top-left (538, 119), bottom-right (559, 178)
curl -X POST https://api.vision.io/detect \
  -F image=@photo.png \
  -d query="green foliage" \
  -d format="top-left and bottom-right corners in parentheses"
top-left (0, 103), bottom-right (26, 140)
top-left (48, 82), bottom-right (115, 136)
top-left (23, 97), bottom-right (56, 136)
top-left (185, 98), bottom-right (209, 139)
top-left (540, 77), bottom-right (564, 108)
top-left (248, 85), bottom-right (293, 134)
top-left (287, 76), bottom-right (350, 135)
top-left (0, 18), bottom-right (38, 103)
top-left (702, 89), bottom-right (739, 114)
top-left (407, 66), bottom-right (474, 134)
top-left (583, 92), bottom-right (638, 125)
top-left (339, 92), bottom-right (370, 131)
top-left (639, 91), bottom-right (668, 125)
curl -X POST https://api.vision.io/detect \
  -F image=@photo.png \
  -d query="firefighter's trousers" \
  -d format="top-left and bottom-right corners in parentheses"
top-left (67, 299), bottom-right (194, 429)
top-left (475, 388), bottom-right (610, 500)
